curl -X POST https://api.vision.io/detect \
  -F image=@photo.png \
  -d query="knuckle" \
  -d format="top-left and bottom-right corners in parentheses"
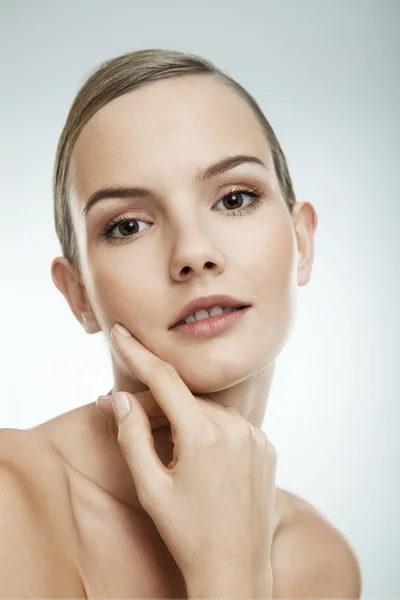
top-left (117, 424), bottom-right (145, 454)
top-left (227, 418), bottom-right (254, 447)
top-left (268, 440), bottom-right (278, 462)
top-left (253, 429), bottom-right (276, 462)
top-left (253, 427), bottom-right (267, 445)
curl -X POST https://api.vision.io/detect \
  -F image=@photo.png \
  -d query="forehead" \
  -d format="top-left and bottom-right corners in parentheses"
top-left (69, 75), bottom-right (273, 203)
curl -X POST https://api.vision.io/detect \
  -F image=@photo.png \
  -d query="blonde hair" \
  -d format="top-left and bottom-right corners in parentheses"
top-left (53, 48), bottom-right (296, 271)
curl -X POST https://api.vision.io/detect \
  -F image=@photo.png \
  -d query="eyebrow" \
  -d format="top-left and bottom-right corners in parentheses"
top-left (81, 154), bottom-right (268, 218)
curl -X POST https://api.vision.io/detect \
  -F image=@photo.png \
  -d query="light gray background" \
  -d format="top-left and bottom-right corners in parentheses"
top-left (0, 1), bottom-right (398, 597)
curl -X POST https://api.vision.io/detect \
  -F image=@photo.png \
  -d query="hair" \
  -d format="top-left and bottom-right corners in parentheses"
top-left (53, 48), bottom-right (296, 271)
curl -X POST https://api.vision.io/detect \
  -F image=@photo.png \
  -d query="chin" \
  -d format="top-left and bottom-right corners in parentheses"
top-left (169, 352), bottom-right (266, 395)
top-left (167, 327), bottom-right (290, 395)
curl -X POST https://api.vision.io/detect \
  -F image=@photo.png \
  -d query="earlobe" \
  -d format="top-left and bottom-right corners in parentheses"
top-left (81, 312), bottom-right (101, 334)
top-left (51, 257), bottom-right (101, 334)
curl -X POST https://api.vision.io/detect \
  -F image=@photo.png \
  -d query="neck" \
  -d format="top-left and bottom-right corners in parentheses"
top-left (48, 361), bottom-right (276, 517)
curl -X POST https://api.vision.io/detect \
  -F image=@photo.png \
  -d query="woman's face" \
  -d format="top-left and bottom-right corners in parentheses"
top-left (68, 75), bottom-right (305, 394)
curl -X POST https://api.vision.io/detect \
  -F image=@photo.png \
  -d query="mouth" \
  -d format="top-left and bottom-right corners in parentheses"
top-left (171, 305), bottom-right (249, 328)
top-left (169, 305), bottom-right (252, 339)
top-left (169, 294), bottom-right (251, 330)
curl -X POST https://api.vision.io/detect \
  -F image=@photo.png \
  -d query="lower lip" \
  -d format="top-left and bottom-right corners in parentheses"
top-left (169, 306), bottom-right (251, 339)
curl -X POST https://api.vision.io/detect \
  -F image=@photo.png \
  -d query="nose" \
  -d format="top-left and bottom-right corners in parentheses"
top-left (169, 222), bottom-right (226, 281)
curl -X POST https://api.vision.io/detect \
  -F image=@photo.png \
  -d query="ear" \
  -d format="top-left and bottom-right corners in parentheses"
top-left (51, 257), bottom-right (101, 334)
top-left (291, 202), bottom-right (318, 286)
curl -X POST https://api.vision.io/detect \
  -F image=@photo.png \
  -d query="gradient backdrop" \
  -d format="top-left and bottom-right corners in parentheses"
top-left (0, 1), bottom-right (398, 597)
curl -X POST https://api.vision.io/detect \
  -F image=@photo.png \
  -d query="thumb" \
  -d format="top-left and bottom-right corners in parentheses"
top-left (111, 391), bottom-right (170, 504)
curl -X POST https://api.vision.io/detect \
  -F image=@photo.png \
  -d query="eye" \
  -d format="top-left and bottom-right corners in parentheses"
top-left (213, 186), bottom-right (264, 216)
top-left (99, 213), bottom-right (151, 243)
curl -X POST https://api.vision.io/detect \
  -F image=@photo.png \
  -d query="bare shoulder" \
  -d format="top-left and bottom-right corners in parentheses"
top-left (272, 488), bottom-right (362, 598)
top-left (0, 427), bottom-right (69, 525)
top-left (0, 428), bottom-right (85, 597)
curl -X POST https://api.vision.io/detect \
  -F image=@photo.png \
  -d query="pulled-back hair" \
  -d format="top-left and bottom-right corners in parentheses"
top-left (53, 48), bottom-right (296, 270)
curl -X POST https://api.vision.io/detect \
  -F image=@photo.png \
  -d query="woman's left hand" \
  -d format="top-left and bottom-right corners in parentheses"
top-left (96, 322), bottom-right (277, 596)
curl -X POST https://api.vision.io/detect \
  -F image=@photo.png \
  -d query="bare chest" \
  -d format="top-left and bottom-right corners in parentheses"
top-left (70, 480), bottom-right (289, 599)
top-left (70, 477), bottom-right (188, 598)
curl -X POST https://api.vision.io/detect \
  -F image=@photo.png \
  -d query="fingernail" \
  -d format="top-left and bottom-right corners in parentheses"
top-left (113, 323), bottom-right (131, 338)
top-left (111, 391), bottom-right (130, 423)
top-left (96, 395), bottom-right (111, 407)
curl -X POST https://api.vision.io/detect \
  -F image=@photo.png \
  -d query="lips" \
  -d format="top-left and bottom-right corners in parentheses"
top-left (169, 294), bottom-right (251, 329)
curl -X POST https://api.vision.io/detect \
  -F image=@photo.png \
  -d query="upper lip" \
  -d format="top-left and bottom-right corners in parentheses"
top-left (169, 294), bottom-right (251, 329)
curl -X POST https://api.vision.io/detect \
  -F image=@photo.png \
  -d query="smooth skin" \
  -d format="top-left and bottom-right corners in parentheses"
top-left (36, 74), bottom-right (361, 597)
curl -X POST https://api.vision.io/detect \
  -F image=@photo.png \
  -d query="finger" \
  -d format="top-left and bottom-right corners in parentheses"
top-left (97, 387), bottom-right (233, 430)
top-left (96, 393), bottom-right (171, 430)
top-left (96, 395), bottom-right (114, 416)
top-left (97, 390), bottom-right (166, 419)
top-left (111, 324), bottom-right (205, 441)
top-left (112, 391), bottom-right (171, 504)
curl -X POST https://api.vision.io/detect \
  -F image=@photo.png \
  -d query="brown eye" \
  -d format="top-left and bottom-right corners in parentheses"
top-left (100, 215), bottom-right (151, 242)
top-left (116, 220), bottom-right (139, 237)
top-left (214, 187), bottom-right (264, 216)
top-left (219, 192), bottom-right (248, 210)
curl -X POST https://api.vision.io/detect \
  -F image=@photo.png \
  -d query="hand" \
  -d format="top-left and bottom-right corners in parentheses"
top-left (99, 323), bottom-right (277, 594)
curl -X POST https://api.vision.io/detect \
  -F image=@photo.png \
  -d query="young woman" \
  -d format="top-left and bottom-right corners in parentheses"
top-left (0, 49), bottom-right (361, 598)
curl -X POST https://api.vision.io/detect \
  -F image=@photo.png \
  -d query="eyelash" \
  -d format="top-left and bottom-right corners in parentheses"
top-left (98, 185), bottom-right (265, 245)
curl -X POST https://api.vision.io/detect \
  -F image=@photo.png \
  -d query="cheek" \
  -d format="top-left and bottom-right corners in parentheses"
top-left (246, 212), bottom-right (298, 348)
top-left (85, 254), bottom-right (161, 331)
top-left (245, 206), bottom-right (297, 297)
top-left (258, 225), bottom-right (296, 295)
